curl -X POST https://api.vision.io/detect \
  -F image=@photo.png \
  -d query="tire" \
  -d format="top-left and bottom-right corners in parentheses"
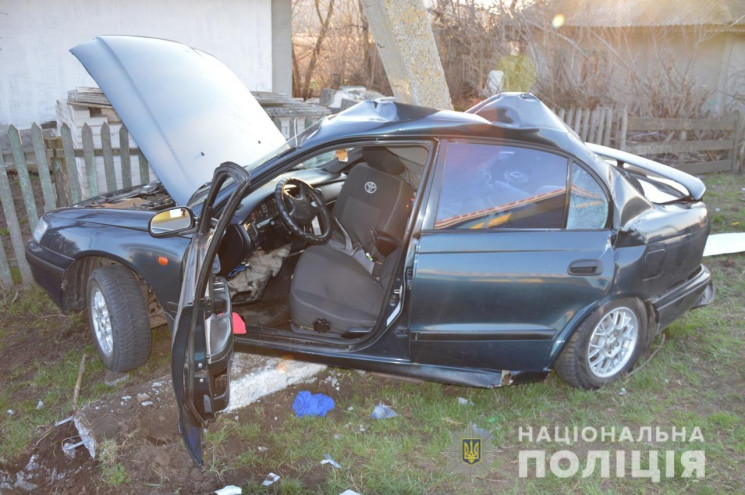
top-left (554, 298), bottom-right (646, 389)
top-left (87, 265), bottom-right (151, 372)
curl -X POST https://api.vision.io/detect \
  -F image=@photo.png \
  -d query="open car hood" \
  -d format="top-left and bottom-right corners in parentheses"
top-left (71, 36), bottom-right (287, 205)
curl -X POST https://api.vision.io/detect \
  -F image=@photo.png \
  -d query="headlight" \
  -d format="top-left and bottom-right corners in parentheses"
top-left (32, 218), bottom-right (48, 243)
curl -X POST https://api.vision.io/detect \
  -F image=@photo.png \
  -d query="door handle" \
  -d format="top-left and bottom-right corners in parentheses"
top-left (568, 259), bottom-right (602, 276)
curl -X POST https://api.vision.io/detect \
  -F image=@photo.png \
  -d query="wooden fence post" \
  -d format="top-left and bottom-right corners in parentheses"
top-left (60, 124), bottom-right (83, 204)
top-left (0, 152), bottom-right (33, 285)
top-left (733, 111), bottom-right (741, 173)
top-left (581, 109), bottom-right (590, 141)
top-left (0, 234), bottom-right (12, 290)
top-left (45, 136), bottom-right (69, 206)
top-left (8, 126), bottom-right (39, 228)
top-left (603, 107), bottom-right (613, 147)
top-left (120, 126), bottom-right (132, 189)
top-left (588, 109), bottom-right (598, 143)
top-left (101, 122), bottom-right (117, 192)
top-left (137, 149), bottom-right (149, 185)
top-left (82, 124), bottom-right (98, 198)
top-left (573, 108), bottom-right (582, 137)
top-left (618, 105), bottom-right (628, 151)
top-left (31, 124), bottom-right (57, 212)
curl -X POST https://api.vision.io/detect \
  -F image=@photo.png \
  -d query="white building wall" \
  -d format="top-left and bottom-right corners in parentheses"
top-left (0, 0), bottom-right (275, 127)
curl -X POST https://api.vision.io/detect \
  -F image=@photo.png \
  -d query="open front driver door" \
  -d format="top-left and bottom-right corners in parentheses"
top-left (170, 162), bottom-right (251, 466)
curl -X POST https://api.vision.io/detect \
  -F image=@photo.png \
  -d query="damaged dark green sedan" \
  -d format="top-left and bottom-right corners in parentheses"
top-left (26, 36), bottom-right (713, 465)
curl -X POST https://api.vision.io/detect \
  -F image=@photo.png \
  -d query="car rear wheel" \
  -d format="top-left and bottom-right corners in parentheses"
top-left (554, 298), bottom-right (646, 389)
top-left (87, 265), bottom-right (151, 372)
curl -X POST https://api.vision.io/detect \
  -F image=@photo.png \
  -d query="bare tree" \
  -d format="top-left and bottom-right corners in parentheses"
top-left (300, 0), bottom-right (335, 99)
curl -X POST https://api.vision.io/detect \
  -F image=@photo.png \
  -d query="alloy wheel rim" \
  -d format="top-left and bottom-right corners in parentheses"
top-left (587, 307), bottom-right (638, 378)
top-left (90, 287), bottom-right (113, 357)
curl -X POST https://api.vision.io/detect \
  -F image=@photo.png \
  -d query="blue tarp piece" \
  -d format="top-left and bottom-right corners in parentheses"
top-left (292, 391), bottom-right (335, 417)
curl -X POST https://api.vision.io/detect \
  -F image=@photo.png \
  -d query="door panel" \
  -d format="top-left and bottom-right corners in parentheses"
top-left (408, 230), bottom-right (614, 371)
top-left (171, 162), bottom-right (251, 465)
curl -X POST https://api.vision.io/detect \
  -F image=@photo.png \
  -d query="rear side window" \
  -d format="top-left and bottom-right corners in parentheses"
top-left (435, 142), bottom-right (568, 229)
top-left (567, 162), bottom-right (609, 229)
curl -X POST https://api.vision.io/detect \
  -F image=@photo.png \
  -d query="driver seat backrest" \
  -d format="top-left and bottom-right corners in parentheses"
top-left (332, 147), bottom-right (413, 254)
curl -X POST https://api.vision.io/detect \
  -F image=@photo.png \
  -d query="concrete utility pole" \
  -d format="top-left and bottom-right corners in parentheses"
top-left (360, 0), bottom-right (453, 110)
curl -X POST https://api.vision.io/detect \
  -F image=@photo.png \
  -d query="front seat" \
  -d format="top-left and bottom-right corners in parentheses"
top-left (289, 245), bottom-right (401, 334)
top-left (289, 146), bottom-right (412, 334)
top-left (330, 147), bottom-right (413, 258)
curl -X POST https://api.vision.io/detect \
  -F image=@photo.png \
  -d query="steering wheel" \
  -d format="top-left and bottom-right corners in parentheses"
top-left (274, 178), bottom-right (332, 244)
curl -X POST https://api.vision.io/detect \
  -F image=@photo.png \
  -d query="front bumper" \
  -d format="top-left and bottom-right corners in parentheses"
top-left (651, 264), bottom-right (713, 332)
top-left (24, 240), bottom-right (67, 308)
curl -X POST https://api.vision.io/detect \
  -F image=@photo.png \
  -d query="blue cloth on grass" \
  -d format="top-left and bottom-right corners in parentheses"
top-left (292, 391), bottom-right (335, 417)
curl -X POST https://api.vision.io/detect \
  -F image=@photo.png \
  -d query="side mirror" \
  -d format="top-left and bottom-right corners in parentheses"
top-left (149, 207), bottom-right (195, 237)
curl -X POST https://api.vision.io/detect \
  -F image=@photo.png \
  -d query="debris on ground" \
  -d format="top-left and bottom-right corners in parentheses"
top-left (323, 375), bottom-right (340, 390)
top-left (370, 403), bottom-right (397, 419)
top-left (261, 472), bottom-right (280, 486)
top-left (35, 400), bottom-right (44, 410)
top-left (339, 490), bottom-right (363, 495)
top-left (470, 424), bottom-right (494, 440)
top-left (62, 440), bottom-right (86, 459)
top-left (292, 391), bottom-right (335, 417)
top-left (215, 485), bottom-right (242, 495)
top-left (103, 371), bottom-right (129, 387)
top-left (457, 397), bottom-right (473, 406)
top-left (136, 393), bottom-right (150, 403)
top-left (55, 416), bottom-right (73, 426)
top-left (321, 454), bottom-right (342, 469)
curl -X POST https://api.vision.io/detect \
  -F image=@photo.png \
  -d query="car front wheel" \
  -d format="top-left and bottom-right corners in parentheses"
top-left (554, 298), bottom-right (646, 389)
top-left (87, 265), bottom-right (151, 372)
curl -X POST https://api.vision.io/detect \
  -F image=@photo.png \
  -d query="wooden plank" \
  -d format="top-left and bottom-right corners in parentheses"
top-left (733, 116), bottom-right (740, 173)
top-left (588, 108), bottom-right (598, 144)
top-left (60, 124), bottom-right (83, 204)
top-left (565, 107), bottom-right (575, 132)
top-left (82, 124), bottom-right (98, 198)
top-left (100, 122), bottom-right (117, 192)
top-left (603, 107), bottom-right (613, 147)
top-left (0, 234), bottom-right (13, 289)
top-left (8, 126), bottom-right (39, 228)
top-left (596, 108), bottom-right (606, 145)
top-left (627, 117), bottom-right (736, 132)
top-left (626, 139), bottom-right (733, 155)
top-left (619, 106), bottom-right (628, 150)
top-left (45, 136), bottom-right (69, 206)
top-left (120, 126), bottom-right (132, 188)
top-left (572, 108), bottom-right (582, 137)
top-left (0, 152), bottom-right (33, 285)
top-left (676, 160), bottom-right (732, 175)
top-left (137, 149), bottom-right (149, 185)
top-left (557, 108), bottom-right (565, 121)
top-left (581, 109), bottom-right (590, 141)
top-left (30, 124), bottom-right (57, 212)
